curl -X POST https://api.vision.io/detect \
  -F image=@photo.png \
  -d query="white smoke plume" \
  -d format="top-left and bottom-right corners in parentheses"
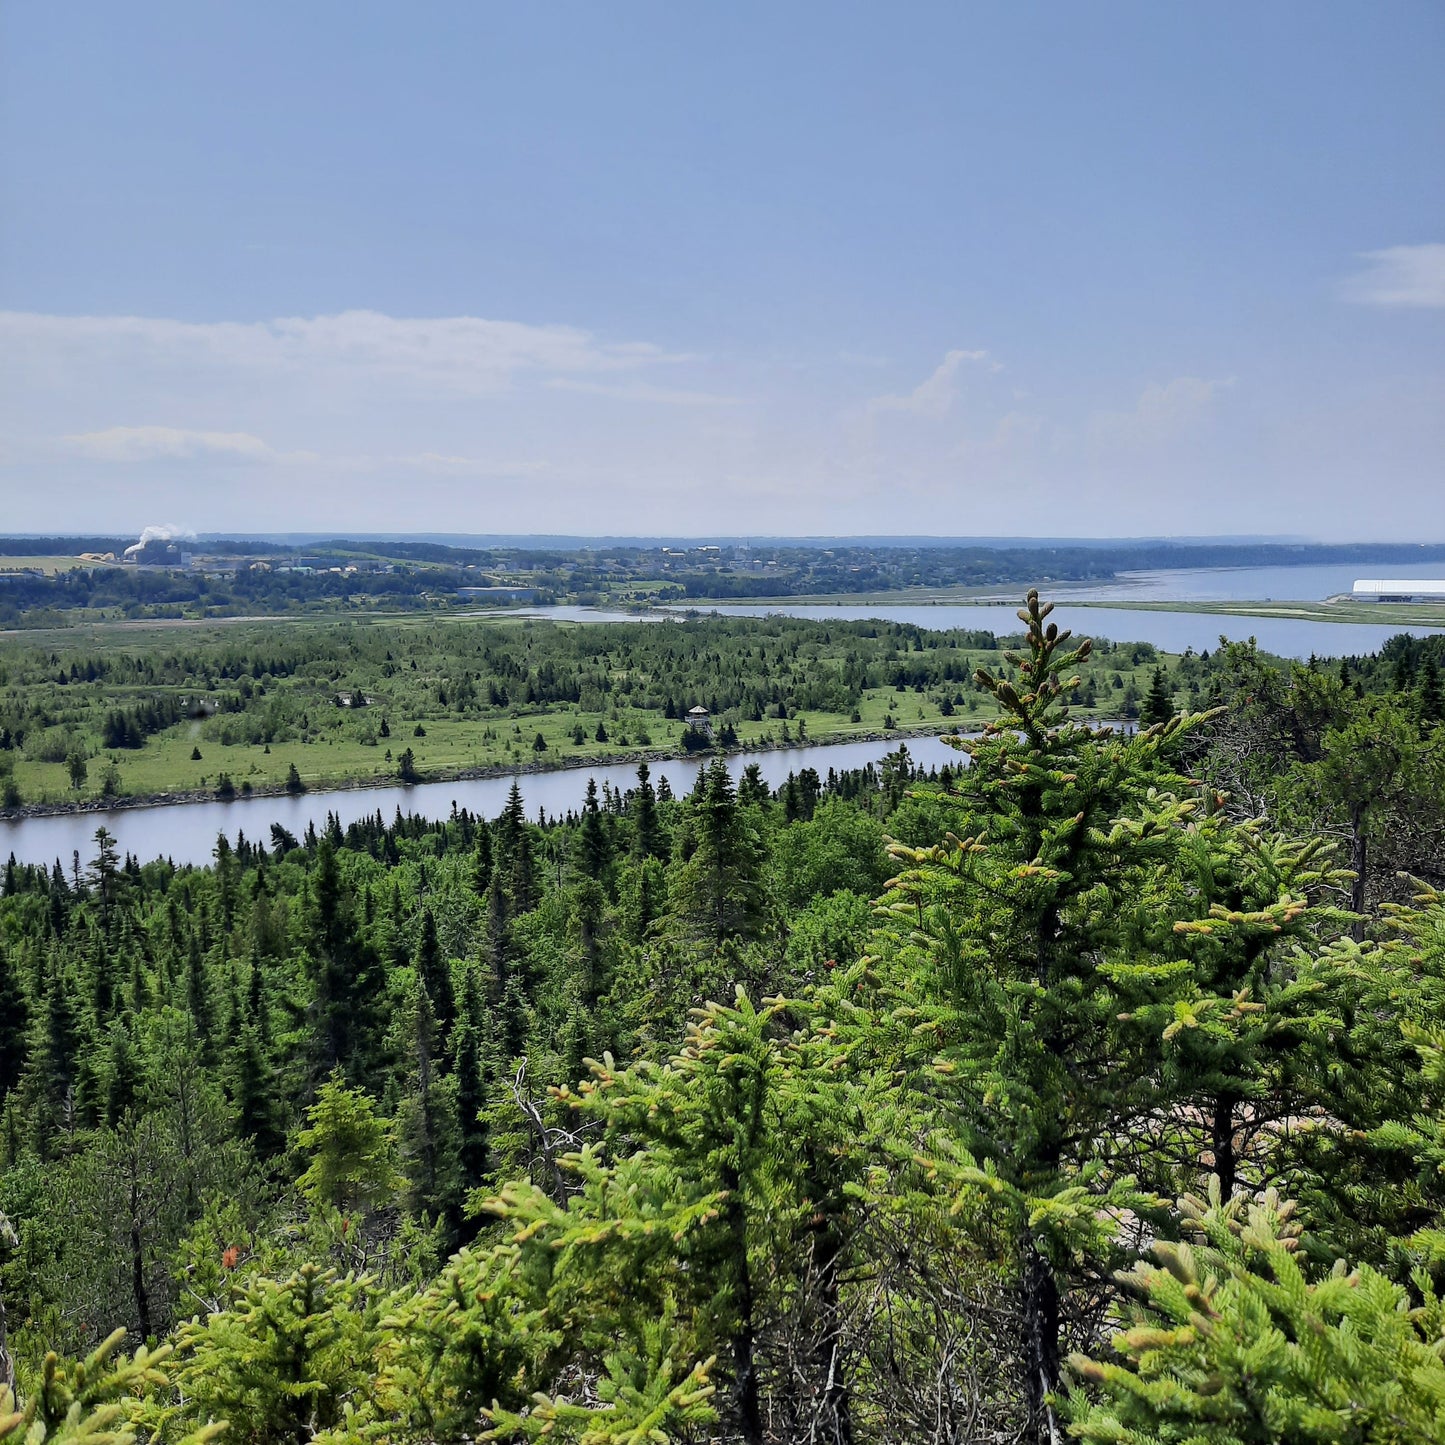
top-left (123, 523), bottom-right (196, 558)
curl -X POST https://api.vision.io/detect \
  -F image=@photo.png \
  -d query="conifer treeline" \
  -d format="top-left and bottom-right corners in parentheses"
top-left (1, 594), bottom-right (1444, 1443)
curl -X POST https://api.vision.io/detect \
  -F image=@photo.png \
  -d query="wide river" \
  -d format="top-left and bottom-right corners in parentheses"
top-left (0, 734), bottom-right (970, 871)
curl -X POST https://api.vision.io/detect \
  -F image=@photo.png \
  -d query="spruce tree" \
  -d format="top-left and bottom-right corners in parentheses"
top-left (484, 862), bottom-right (511, 1000)
top-left (399, 977), bottom-right (462, 1228)
top-left (228, 1021), bottom-right (282, 1157)
top-left (576, 777), bottom-right (610, 881)
top-left (631, 761), bottom-right (663, 860)
top-left (413, 908), bottom-right (455, 1040)
top-left (452, 964), bottom-right (490, 1190)
top-left (23, 950), bottom-right (79, 1149)
top-left (295, 1074), bottom-right (403, 1216)
top-left (469, 820), bottom-right (493, 895)
top-left (569, 875), bottom-right (609, 1009)
top-left (102, 1018), bottom-right (140, 1127)
top-left (0, 947), bottom-right (26, 1103)
top-left (87, 827), bottom-right (123, 929)
top-left (246, 953), bottom-right (270, 1047)
top-left (1067, 1185), bottom-right (1445, 1444)
top-left (468, 992), bottom-right (825, 1442)
top-left (851, 591), bottom-right (1258, 1441)
top-left (305, 840), bottom-right (383, 1084)
top-left (670, 757), bottom-right (764, 953)
top-left (495, 783), bottom-right (538, 913)
top-left (1141, 666), bottom-right (1173, 727)
top-left (738, 762), bottom-right (771, 808)
top-left (183, 930), bottom-right (214, 1061)
top-left (1419, 653), bottom-right (1444, 725)
top-left (170, 1265), bottom-right (376, 1441)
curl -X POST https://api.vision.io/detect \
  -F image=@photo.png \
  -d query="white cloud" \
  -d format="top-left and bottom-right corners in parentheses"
top-left (1341, 244), bottom-right (1445, 309)
top-left (868, 348), bottom-right (998, 417)
top-left (64, 425), bottom-right (277, 462)
top-left (0, 308), bottom-right (687, 395)
top-left (1089, 375), bottom-right (1233, 449)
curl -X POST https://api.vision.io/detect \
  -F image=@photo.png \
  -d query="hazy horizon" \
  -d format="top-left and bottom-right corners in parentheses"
top-left (3, 4), bottom-right (1441, 537)
top-left (18, 529), bottom-right (1445, 551)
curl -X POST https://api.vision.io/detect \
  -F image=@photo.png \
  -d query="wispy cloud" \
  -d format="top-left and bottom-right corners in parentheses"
top-left (1089, 376), bottom-right (1233, 449)
top-left (1, 309), bottom-right (688, 395)
top-left (868, 348), bottom-right (999, 417)
top-left (1341, 244), bottom-right (1445, 309)
top-left (64, 425), bottom-right (279, 462)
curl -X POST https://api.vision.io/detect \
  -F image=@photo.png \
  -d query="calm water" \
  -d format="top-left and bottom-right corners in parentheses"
top-left (671, 601), bottom-right (1443, 660)
top-left (0, 735), bottom-right (970, 871)
top-left (1057, 564), bottom-right (1399, 602)
top-left (512, 606), bottom-right (670, 624)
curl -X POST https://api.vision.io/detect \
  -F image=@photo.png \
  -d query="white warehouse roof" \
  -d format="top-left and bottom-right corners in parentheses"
top-left (1353, 579), bottom-right (1445, 598)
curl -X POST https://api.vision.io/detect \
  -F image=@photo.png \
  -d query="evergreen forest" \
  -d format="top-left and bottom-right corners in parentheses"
top-left (3, 595), bottom-right (1445, 1443)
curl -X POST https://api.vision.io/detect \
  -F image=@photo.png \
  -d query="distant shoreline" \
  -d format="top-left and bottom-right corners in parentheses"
top-left (667, 594), bottom-right (1445, 627)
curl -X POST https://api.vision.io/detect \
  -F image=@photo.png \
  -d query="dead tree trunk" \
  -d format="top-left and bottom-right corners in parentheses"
top-left (1211, 1092), bottom-right (1238, 1199)
top-left (1021, 1238), bottom-right (1061, 1445)
top-left (129, 1183), bottom-right (152, 1341)
top-left (810, 1219), bottom-right (853, 1445)
top-left (722, 1167), bottom-right (764, 1445)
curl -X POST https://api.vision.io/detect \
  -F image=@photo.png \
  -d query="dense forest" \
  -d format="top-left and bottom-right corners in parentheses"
top-left (2, 594), bottom-right (1445, 1442)
top-left (0, 565), bottom-right (470, 627)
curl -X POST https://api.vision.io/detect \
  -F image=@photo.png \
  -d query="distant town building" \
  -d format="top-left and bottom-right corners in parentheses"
top-left (686, 705), bottom-right (713, 737)
top-left (1352, 579), bottom-right (1445, 602)
top-left (122, 537), bottom-right (190, 566)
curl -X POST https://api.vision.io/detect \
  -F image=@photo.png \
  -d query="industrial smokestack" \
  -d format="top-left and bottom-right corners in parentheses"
top-left (123, 523), bottom-right (195, 559)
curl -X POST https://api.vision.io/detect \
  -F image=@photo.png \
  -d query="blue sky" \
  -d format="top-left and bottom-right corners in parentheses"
top-left (2, 2), bottom-right (1441, 538)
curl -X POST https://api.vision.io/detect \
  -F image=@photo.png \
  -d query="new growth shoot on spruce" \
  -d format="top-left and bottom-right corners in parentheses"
top-left (972, 589), bottom-right (1094, 749)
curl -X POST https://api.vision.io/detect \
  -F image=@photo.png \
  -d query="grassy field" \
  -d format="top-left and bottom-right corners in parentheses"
top-left (1065, 597), bottom-right (1445, 627)
top-left (7, 684), bottom-right (991, 804)
top-left (0, 555), bottom-right (114, 576)
top-left (3, 606), bottom-right (542, 646)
